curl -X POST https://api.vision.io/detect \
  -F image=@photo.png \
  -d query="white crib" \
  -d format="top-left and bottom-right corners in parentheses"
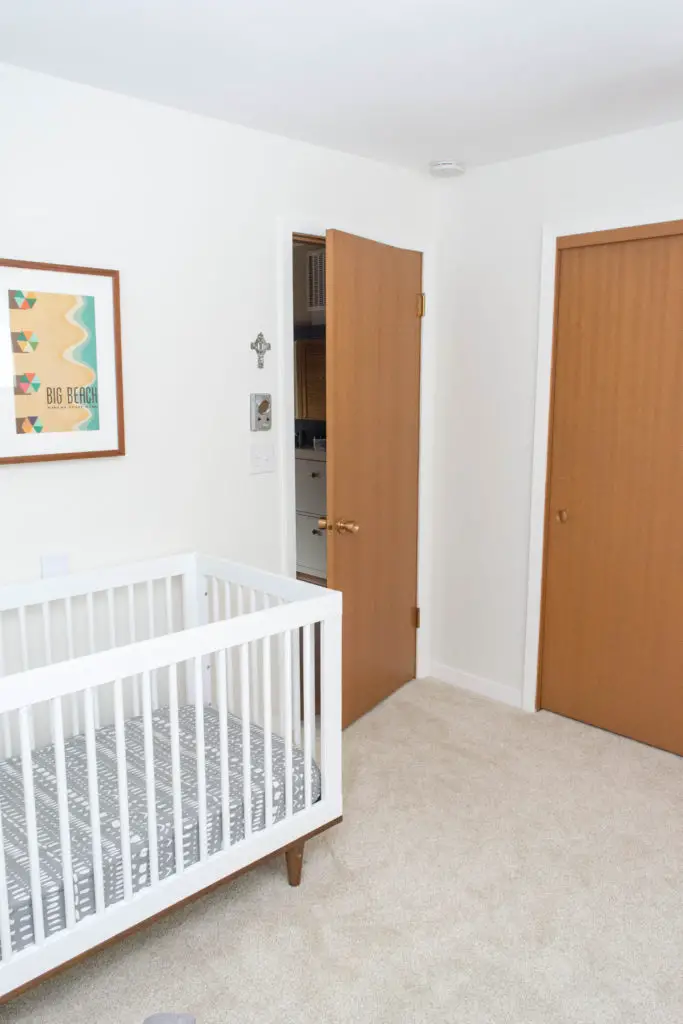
top-left (0, 553), bottom-right (342, 1001)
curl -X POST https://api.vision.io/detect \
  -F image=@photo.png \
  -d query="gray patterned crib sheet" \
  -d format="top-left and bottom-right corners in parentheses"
top-left (0, 706), bottom-right (320, 955)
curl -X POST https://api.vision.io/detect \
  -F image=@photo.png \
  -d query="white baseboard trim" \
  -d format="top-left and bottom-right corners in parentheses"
top-left (432, 662), bottom-right (523, 709)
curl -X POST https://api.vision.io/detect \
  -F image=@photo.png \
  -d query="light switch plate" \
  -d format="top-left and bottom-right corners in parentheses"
top-left (41, 553), bottom-right (69, 578)
top-left (250, 442), bottom-right (276, 474)
top-left (250, 393), bottom-right (272, 431)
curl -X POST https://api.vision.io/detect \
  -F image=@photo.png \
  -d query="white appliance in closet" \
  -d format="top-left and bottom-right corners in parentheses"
top-left (295, 449), bottom-right (326, 580)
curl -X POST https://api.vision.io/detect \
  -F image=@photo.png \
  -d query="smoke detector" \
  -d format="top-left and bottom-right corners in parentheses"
top-left (428, 160), bottom-right (465, 178)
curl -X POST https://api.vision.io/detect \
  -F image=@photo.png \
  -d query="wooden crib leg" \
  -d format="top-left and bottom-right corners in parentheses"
top-left (285, 842), bottom-right (305, 887)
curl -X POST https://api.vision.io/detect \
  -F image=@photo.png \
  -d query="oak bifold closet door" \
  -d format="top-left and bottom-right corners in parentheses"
top-left (540, 222), bottom-right (683, 756)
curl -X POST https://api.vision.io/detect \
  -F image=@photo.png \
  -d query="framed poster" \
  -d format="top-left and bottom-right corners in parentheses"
top-left (0, 258), bottom-right (124, 465)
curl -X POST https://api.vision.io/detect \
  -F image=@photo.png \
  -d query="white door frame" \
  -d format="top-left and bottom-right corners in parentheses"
top-left (276, 215), bottom-right (437, 679)
top-left (522, 208), bottom-right (683, 713)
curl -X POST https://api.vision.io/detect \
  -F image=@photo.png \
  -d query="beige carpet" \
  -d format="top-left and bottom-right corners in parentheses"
top-left (5, 678), bottom-right (683, 1023)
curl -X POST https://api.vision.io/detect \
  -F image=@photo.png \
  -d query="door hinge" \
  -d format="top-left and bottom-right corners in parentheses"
top-left (417, 293), bottom-right (426, 318)
top-left (414, 606), bottom-right (421, 629)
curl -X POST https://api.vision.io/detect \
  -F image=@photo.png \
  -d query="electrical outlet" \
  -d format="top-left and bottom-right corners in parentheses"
top-left (41, 553), bottom-right (69, 578)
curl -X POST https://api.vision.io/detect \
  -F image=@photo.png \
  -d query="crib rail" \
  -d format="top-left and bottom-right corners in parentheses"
top-left (0, 554), bottom-right (342, 1000)
top-left (0, 589), bottom-right (336, 713)
top-left (0, 553), bottom-right (192, 614)
top-left (0, 554), bottom-right (191, 729)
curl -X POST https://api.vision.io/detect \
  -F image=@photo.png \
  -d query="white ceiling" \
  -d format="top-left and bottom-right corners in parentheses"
top-left (3, 0), bottom-right (683, 169)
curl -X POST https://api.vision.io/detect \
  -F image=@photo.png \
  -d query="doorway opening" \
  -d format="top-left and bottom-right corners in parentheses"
top-left (292, 233), bottom-right (327, 587)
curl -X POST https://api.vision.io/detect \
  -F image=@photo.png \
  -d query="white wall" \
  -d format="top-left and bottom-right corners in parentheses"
top-left (431, 116), bottom-right (683, 705)
top-left (16, 59), bottom-right (681, 703)
top-left (0, 65), bottom-right (433, 586)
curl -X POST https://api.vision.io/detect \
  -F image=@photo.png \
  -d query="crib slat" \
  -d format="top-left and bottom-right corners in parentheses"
top-left (0, 628), bottom-right (12, 759)
top-left (107, 589), bottom-right (117, 735)
top-left (0, 802), bottom-right (12, 962)
top-left (65, 598), bottom-right (79, 735)
top-left (165, 576), bottom-right (174, 633)
top-left (19, 608), bottom-right (34, 751)
top-left (128, 586), bottom-right (141, 717)
top-left (86, 594), bottom-right (100, 730)
top-left (168, 662), bottom-right (184, 875)
top-left (18, 606), bottom-right (28, 670)
top-left (147, 579), bottom-right (155, 636)
top-left (262, 627), bottom-right (273, 828)
top-left (210, 576), bottom-right (219, 623)
top-left (194, 656), bottom-right (208, 861)
top-left (84, 687), bottom-right (105, 914)
top-left (107, 588), bottom-right (116, 648)
top-left (51, 696), bottom-right (76, 929)
top-left (292, 628), bottom-right (302, 747)
top-left (235, 586), bottom-right (244, 716)
top-left (209, 578), bottom-right (220, 708)
top-left (1, 711), bottom-right (11, 760)
top-left (64, 597), bottom-right (74, 658)
top-left (248, 590), bottom-right (262, 726)
top-left (282, 631), bottom-right (294, 818)
top-left (42, 601), bottom-right (52, 665)
top-left (113, 678), bottom-right (133, 901)
top-left (224, 583), bottom-right (235, 712)
top-left (209, 578), bottom-right (219, 706)
top-left (302, 623), bottom-right (314, 809)
top-left (141, 670), bottom-right (159, 886)
top-left (86, 591), bottom-right (96, 652)
top-left (19, 707), bottom-right (44, 945)
top-left (217, 648), bottom-right (230, 850)
top-left (239, 643), bottom-right (252, 838)
top-left (147, 580), bottom-right (158, 709)
top-left (127, 584), bottom-right (136, 644)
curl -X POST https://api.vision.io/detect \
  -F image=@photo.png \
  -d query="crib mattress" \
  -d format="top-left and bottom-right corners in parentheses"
top-left (0, 706), bottom-right (320, 955)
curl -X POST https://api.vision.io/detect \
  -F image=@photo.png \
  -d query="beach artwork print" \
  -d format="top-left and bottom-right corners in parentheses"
top-left (0, 258), bottom-right (123, 466)
top-left (10, 289), bottom-right (100, 435)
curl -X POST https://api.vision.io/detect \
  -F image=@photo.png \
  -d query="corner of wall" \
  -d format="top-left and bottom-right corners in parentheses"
top-left (431, 662), bottom-right (523, 709)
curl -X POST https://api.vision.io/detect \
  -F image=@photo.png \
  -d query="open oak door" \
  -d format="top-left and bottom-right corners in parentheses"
top-left (326, 230), bottom-right (422, 727)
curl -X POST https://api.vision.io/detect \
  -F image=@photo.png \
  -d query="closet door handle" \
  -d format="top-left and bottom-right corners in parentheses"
top-left (334, 519), bottom-right (360, 535)
top-left (311, 471), bottom-right (320, 478)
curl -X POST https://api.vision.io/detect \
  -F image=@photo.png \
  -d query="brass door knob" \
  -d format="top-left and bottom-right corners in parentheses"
top-left (556, 509), bottom-right (569, 524)
top-left (317, 517), bottom-right (360, 534)
top-left (335, 519), bottom-right (360, 535)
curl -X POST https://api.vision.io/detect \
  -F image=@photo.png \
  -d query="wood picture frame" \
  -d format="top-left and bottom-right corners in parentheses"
top-left (0, 258), bottom-right (124, 466)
